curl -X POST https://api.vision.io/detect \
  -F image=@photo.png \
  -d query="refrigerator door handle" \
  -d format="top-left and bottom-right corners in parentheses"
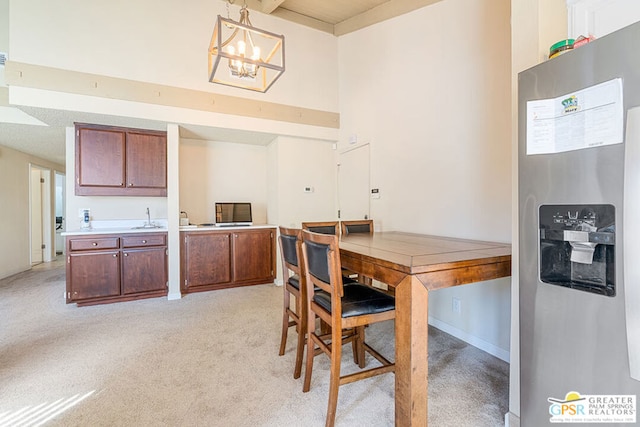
top-left (623, 106), bottom-right (640, 382)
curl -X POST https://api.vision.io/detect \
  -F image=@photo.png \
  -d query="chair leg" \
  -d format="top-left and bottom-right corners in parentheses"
top-left (278, 290), bottom-right (291, 356)
top-left (302, 311), bottom-right (316, 393)
top-left (293, 295), bottom-right (305, 379)
top-left (356, 326), bottom-right (366, 368)
top-left (325, 326), bottom-right (342, 427)
top-left (351, 334), bottom-right (359, 365)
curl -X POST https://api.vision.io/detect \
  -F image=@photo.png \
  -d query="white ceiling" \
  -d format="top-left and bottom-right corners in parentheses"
top-left (245, 0), bottom-right (441, 34)
top-left (271, 0), bottom-right (390, 25)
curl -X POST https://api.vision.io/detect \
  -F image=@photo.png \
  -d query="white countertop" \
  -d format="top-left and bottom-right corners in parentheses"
top-left (62, 219), bottom-right (168, 236)
top-left (62, 227), bottom-right (168, 236)
top-left (63, 222), bottom-right (276, 236)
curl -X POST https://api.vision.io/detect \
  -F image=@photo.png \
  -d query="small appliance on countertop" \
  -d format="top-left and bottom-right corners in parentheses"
top-left (180, 211), bottom-right (190, 226)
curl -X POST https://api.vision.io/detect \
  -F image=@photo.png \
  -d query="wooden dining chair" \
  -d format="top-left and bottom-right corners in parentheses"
top-left (340, 219), bottom-right (375, 285)
top-left (277, 226), bottom-right (307, 379)
top-left (303, 220), bottom-right (365, 283)
top-left (301, 230), bottom-right (395, 427)
top-left (278, 227), bottom-right (359, 380)
top-left (340, 219), bottom-right (374, 236)
top-left (301, 221), bottom-right (339, 236)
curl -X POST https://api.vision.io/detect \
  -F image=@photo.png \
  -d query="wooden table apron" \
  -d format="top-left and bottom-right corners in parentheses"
top-left (338, 232), bottom-right (512, 426)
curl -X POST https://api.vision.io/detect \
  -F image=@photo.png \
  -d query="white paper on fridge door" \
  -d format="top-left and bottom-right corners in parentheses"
top-left (526, 78), bottom-right (624, 155)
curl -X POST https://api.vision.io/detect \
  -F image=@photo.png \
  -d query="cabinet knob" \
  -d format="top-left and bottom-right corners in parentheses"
top-left (142, 240), bottom-right (147, 244)
top-left (113, 254), bottom-right (117, 257)
top-left (92, 242), bottom-right (98, 246)
top-left (124, 253), bottom-right (128, 257)
top-left (128, 183), bottom-right (134, 187)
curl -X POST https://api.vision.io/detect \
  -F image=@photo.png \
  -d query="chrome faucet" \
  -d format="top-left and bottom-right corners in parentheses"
top-left (146, 207), bottom-right (151, 226)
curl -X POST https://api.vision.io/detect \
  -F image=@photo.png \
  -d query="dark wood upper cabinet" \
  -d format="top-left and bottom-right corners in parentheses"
top-left (126, 131), bottom-right (167, 191)
top-left (77, 127), bottom-right (125, 188)
top-left (75, 123), bottom-right (167, 196)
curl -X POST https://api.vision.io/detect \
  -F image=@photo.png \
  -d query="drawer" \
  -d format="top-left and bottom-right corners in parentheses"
top-left (122, 233), bottom-right (166, 248)
top-left (69, 237), bottom-right (120, 251)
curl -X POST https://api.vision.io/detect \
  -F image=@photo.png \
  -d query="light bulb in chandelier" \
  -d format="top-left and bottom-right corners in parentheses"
top-left (226, 40), bottom-right (261, 78)
top-left (208, 3), bottom-right (285, 92)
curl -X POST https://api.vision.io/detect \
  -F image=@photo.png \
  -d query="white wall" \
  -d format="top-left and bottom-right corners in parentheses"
top-left (271, 136), bottom-right (337, 228)
top-left (267, 135), bottom-right (338, 284)
top-left (0, 0), bottom-right (7, 53)
top-left (0, 145), bottom-right (64, 279)
top-left (178, 139), bottom-right (269, 225)
top-left (338, 0), bottom-right (512, 359)
top-left (8, 0), bottom-right (339, 113)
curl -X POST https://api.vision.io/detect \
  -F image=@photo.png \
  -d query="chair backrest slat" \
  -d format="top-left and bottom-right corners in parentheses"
top-left (279, 226), bottom-right (303, 277)
top-left (280, 233), bottom-right (299, 267)
top-left (304, 239), bottom-right (331, 284)
top-left (302, 221), bottom-right (339, 236)
top-left (340, 219), bottom-right (374, 236)
top-left (302, 230), bottom-right (343, 298)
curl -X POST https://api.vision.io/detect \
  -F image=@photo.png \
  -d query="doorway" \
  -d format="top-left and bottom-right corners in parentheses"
top-left (337, 144), bottom-right (370, 221)
top-left (55, 172), bottom-right (66, 255)
top-left (30, 164), bottom-right (52, 265)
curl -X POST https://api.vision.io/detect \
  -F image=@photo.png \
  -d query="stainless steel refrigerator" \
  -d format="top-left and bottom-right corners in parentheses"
top-left (519, 22), bottom-right (640, 426)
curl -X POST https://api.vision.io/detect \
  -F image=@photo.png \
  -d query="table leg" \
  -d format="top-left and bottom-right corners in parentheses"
top-left (395, 275), bottom-right (429, 426)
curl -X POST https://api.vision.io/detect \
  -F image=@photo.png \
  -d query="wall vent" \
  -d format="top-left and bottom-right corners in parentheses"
top-left (0, 52), bottom-right (6, 67)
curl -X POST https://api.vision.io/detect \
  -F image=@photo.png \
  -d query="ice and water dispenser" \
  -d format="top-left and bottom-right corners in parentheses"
top-left (539, 204), bottom-right (616, 296)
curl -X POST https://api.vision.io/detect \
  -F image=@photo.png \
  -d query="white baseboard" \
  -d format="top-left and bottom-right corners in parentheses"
top-left (505, 411), bottom-right (520, 427)
top-left (428, 316), bottom-right (510, 363)
top-left (167, 291), bottom-right (182, 301)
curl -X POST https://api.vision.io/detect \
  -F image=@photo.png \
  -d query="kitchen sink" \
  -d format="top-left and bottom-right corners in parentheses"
top-left (131, 224), bottom-right (163, 229)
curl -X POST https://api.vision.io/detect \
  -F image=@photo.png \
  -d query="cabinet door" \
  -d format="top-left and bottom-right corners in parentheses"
top-left (126, 132), bottom-right (167, 193)
top-left (76, 128), bottom-right (126, 194)
top-left (68, 251), bottom-right (120, 301)
top-left (122, 247), bottom-right (167, 295)
top-left (184, 233), bottom-right (232, 288)
top-left (232, 230), bottom-right (274, 283)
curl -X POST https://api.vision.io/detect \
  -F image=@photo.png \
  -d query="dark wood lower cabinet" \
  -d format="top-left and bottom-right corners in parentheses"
top-left (181, 227), bottom-right (276, 294)
top-left (68, 250), bottom-right (121, 300)
top-left (233, 230), bottom-right (274, 283)
top-left (122, 247), bottom-right (167, 295)
top-left (182, 232), bottom-right (232, 288)
top-left (66, 233), bottom-right (167, 306)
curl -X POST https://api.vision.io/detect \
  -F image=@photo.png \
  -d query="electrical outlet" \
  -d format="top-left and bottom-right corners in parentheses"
top-left (452, 297), bottom-right (462, 314)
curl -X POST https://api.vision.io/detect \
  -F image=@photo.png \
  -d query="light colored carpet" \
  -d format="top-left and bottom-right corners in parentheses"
top-left (0, 257), bottom-right (508, 426)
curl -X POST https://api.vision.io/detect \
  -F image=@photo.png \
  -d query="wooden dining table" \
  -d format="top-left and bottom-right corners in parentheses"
top-left (338, 231), bottom-right (512, 426)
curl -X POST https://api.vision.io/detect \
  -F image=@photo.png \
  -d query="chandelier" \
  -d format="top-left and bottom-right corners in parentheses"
top-left (208, 2), bottom-right (285, 92)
